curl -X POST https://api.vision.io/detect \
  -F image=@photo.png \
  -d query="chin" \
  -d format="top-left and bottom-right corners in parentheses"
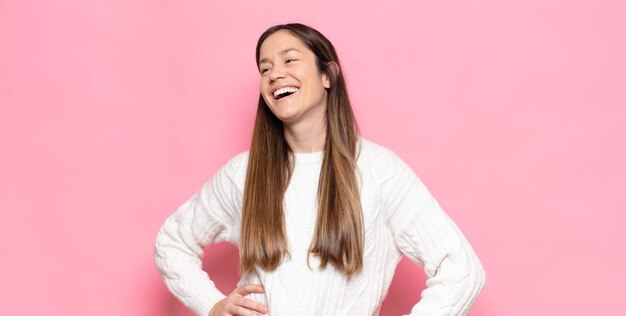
top-left (267, 105), bottom-right (298, 122)
top-left (274, 113), bottom-right (298, 124)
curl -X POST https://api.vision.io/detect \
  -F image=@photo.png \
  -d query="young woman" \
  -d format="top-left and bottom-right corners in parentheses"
top-left (154, 23), bottom-right (486, 316)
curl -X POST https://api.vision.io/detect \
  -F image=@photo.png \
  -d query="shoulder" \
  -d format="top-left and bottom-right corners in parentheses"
top-left (222, 150), bottom-right (250, 173)
top-left (214, 150), bottom-right (249, 191)
top-left (357, 137), bottom-right (413, 177)
top-left (357, 137), bottom-right (421, 204)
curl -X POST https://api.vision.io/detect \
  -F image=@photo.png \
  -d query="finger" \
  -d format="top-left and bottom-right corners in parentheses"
top-left (235, 284), bottom-right (265, 296)
top-left (234, 296), bottom-right (268, 314)
top-left (231, 305), bottom-right (265, 316)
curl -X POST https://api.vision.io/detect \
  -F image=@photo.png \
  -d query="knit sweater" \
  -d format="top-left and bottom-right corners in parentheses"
top-left (154, 138), bottom-right (486, 316)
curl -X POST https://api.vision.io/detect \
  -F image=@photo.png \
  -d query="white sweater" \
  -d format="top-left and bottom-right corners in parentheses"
top-left (154, 138), bottom-right (486, 316)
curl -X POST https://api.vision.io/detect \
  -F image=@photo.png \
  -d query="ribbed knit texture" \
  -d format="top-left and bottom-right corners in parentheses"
top-left (154, 138), bottom-right (486, 316)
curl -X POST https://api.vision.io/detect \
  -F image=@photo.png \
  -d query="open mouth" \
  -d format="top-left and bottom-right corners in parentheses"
top-left (273, 86), bottom-right (299, 100)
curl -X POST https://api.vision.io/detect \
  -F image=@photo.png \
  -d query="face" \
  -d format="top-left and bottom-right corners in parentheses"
top-left (258, 30), bottom-right (331, 126)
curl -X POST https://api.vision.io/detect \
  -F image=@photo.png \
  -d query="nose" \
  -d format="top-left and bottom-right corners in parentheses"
top-left (269, 65), bottom-right (286, 83)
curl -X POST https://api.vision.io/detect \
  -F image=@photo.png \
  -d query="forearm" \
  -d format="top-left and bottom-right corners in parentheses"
top-left (154, 189), bottom-right (233, 316)
top-left (385, 161), bottom-right (486, 315)
top-left (154, 214), bottom-right (227, 316)
top-left (404, 234), bottom-right (486, 316)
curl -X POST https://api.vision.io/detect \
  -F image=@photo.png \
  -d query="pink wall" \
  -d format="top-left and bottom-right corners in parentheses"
top-left (1, 0), bottom-right (624, 315)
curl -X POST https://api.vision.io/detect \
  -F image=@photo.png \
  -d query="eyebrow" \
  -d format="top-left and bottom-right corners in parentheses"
top-left (259, 48), bottom-right (301, 64)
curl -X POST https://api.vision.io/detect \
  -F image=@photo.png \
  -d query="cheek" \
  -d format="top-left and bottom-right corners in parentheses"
top-left (259, 80), bottom-right (271, 98)
top-left (261, 93), bottom-right (272, 105)
top-left (259, 78), bottom-right (267, 92)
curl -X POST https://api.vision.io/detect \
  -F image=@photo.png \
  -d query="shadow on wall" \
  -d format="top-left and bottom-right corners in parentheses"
top-left (158, 244), bottom-right (461, 315)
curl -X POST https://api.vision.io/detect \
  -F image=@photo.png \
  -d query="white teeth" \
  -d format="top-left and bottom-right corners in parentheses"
top-left (273, 86), bottom-right (299, 98)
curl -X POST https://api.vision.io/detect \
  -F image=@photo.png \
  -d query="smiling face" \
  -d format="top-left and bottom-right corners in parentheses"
top-left (258, 30), bottom-right (331, 126)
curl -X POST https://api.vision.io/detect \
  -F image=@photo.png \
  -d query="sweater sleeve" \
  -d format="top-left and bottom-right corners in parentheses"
top-left (153, 159), bottom-right (242, 316)
top-left (383, 155), bottom-right (486, 316)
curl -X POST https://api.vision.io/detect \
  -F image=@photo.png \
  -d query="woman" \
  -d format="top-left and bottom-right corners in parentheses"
top-left (154, 23), bottom-right (486, 316)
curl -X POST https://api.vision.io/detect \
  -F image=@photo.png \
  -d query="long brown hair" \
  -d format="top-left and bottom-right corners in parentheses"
top-left (240, 23), bottom-right (363, 276)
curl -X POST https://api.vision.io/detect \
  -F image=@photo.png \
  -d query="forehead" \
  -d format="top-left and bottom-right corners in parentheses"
top-left (259, 30), bottom-right (309, 61)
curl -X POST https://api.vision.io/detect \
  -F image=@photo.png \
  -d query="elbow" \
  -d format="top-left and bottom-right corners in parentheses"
top-left (455, 259), bottom-right (486, 316)
top-left (475, 261), bottom-right (486, 294)
top-left (468, 253), bottom-right (486, 300)
top-left (458, 247), bottom-right (487, 305)
top-left (153, 229), bottom-right (169, 271)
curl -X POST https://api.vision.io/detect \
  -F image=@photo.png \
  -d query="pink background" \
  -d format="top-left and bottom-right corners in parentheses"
top-left (1, 0), bottom-right (624, 315)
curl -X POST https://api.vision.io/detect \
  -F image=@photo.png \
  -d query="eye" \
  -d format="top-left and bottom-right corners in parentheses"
top-left (286, 58), bottom-right (297, 63)
top-left (260, 67), bottom-right (270, 74)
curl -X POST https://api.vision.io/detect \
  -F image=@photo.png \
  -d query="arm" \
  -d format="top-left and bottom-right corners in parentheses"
top-left (384, 156), bottom-right (486, 316)
top-left (154, 163), bottom-right (239, 316)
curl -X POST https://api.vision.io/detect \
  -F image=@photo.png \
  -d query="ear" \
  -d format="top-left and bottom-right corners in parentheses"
top-left (323, 62), bottom-right (340, 89)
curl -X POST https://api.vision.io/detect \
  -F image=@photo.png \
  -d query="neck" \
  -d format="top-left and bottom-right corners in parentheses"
top-left (283, 115), bottom-right (326, 153)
